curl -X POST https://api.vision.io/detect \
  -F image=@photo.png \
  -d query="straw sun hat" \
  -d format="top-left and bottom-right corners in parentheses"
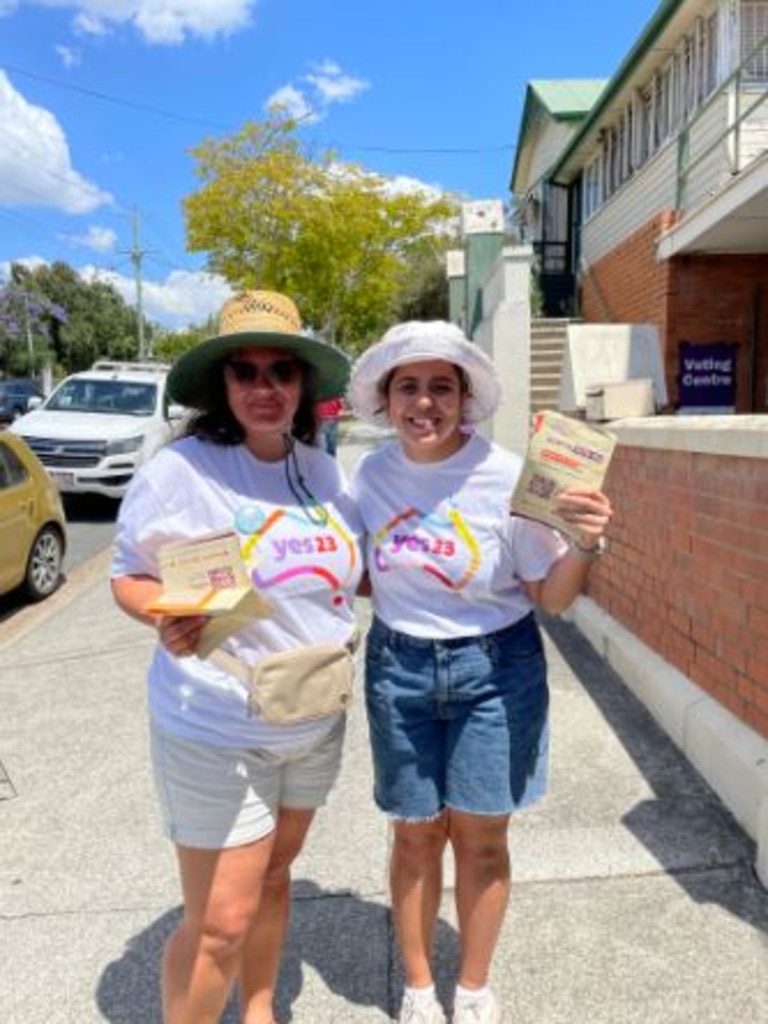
top-left (347, 320), bottom-right (502, 429)
top-left (167, 290), bottom-right (351, 408)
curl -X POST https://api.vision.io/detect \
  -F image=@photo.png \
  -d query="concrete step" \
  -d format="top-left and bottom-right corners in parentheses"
top-left (531, 354), bottom-right (564, 368)
top-left (529, 318), bottom-right (571, 415)
top-left (531, 317), bottom-right (581, 328)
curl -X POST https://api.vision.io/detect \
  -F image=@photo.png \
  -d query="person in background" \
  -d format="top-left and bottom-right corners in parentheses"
top-left (110, 290), bottom-right (363, 1024)
top-left (316, 395), bottom-right (344, 456)
top-left (348, 320), bottom-right (612, 1024)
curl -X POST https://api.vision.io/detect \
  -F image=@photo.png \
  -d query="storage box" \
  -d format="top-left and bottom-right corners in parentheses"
top-left (584, 379), bottom-right (655, 421)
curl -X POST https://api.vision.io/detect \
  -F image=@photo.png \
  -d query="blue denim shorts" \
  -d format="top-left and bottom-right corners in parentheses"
top-left (365, 614), bottom-right (549, 820)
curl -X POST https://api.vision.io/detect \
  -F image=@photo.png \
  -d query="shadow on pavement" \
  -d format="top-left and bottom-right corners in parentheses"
top-left (542, 614), bottom-right (768, 933)
top-left (62, 493), bottom-right (121, 523)
top-left (95, 880), bottom-right (459, 1022)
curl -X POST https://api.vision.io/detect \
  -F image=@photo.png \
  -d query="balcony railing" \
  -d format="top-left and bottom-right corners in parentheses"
top-left (677, 31), bottom-right (768, 209)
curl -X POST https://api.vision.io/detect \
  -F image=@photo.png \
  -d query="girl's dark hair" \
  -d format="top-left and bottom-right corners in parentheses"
top-left (182, 357), bottom-right (320, 446)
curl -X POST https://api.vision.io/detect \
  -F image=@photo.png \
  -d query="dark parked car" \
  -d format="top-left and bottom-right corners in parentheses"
top-left (0, 378), bottom-right (44, 423)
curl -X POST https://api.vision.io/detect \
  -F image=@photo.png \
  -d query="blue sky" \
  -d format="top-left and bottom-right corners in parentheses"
top-left (0, 0), bottom-right (661, 330)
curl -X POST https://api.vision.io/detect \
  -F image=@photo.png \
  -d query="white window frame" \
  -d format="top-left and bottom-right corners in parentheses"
top-left (575, 4), bottom-right (731, 220)
top-left (741, 0), bottom-right (768, 82)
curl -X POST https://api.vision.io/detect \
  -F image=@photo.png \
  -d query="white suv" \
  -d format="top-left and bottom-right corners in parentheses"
top-left (10, 361), bottom-right (187, 500)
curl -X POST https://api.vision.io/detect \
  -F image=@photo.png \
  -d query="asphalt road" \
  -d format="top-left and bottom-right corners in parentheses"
top-left (60, 493), bottom-right (120, 573)
top-left (0, 493), bottom-right (118, 627)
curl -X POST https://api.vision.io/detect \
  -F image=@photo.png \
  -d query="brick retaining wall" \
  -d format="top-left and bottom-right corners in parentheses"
top-left (587, 419), bottom-right (768, 739)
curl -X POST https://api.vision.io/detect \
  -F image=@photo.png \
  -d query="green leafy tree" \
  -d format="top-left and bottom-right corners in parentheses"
top-left (0, 271), bottom-right (67, 376)
top-left (0, 262), bottom-right (153, 374)
top-left (152, 318), bottom-right (216, 363)
top-left (184, 114), bottom-right (460, 352)
top-left (394, 258), bottom-right (450, 322)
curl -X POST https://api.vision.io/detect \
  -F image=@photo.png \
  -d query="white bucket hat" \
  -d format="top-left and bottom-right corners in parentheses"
top-left (347, 320), bottom-right (502, 428)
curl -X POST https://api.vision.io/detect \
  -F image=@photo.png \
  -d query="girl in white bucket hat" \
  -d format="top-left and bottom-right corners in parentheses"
top-left (348, 320), bottom-right (612, 1024)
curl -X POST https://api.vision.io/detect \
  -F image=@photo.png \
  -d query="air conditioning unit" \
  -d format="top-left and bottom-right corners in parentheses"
top-left (584, 379), bottom-right (655, 421)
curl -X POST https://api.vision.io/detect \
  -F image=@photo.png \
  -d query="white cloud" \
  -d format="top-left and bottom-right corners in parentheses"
top-left (304, 62), bottom-right (368, 105)
top-left (381, 174), bottom-right (445, 201)
top-left (0, 70), bottom-right (113, 213)
top-left (13, 1), bottom-right (256, 45)
top-left (58, 224), bottom-right (117, 252)
top-left (265, 84), bottom-right (318, 125)
top-left (80, 264), bottom-right (232, 328)
top-left (55, 44), bottom-right (81, 67)
top-left (2, 254), bottom-right (230, 327)
top-left (267, 60), bottom-right (368, 124)
top-left (0, 256), bottom-right (47, 281)
top-left (72, 10), bottom-right (109, 36)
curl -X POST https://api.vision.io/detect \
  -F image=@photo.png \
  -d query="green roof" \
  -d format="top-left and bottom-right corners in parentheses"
top-left (528, 79), bottom-right (608, 120)
top-left (510, 79), bottom-right (607, 192)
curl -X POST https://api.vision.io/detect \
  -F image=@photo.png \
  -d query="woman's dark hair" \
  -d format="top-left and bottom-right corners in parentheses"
top-left (182, 357), bottom-right (320, 446)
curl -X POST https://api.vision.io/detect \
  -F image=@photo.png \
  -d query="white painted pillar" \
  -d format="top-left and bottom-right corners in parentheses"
top-left (474, 245), bottom-right (533, 456)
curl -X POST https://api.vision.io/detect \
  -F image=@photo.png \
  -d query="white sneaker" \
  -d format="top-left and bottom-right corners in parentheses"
top-left (451, 989), bottom-right (501, 1024)
top-left (398, 991), bottom-right (447, 1024)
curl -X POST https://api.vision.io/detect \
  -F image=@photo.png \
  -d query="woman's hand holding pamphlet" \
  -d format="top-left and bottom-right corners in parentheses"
top-left (509, 411), bottom-right (617, 540)
top-left (144, 529), bottom-right (271, 657)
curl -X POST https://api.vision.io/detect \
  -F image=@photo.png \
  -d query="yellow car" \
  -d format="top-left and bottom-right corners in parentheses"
top-left (0, 431), bottom-right (67, 601)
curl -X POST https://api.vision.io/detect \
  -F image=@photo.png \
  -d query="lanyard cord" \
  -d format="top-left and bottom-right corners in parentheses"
top-left (282, 435), bottom-right (329, 526)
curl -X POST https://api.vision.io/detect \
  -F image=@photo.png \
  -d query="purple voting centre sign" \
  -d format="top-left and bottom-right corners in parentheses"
top-left (678, 341), bottom-right (737, 411)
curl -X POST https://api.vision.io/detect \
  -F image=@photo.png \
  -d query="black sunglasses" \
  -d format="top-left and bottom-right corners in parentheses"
top-left (224, 358), bottom-right (302, 387)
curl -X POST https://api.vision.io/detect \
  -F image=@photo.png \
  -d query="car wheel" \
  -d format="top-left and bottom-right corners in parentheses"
top-left (23, 526), bottom-right (64, 601)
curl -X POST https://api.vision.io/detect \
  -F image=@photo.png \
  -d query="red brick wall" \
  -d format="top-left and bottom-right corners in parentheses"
top-left (580, 216), bottom-right (768, 413)
top-left (668, 254), bottom-right (768, 412)
top-left (580, 213), bottom-right (674, 345)
top-left (588, 444), bottom-right (768, 739)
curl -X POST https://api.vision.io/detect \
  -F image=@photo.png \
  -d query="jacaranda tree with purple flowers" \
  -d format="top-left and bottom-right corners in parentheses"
top-left (0, 262), bottom-right (154, 378)
top-left (0, 280), bottom-right (66, 376)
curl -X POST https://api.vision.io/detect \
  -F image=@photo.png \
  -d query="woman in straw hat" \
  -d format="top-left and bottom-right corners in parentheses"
top-left (111, 290), bottom-right (363, 1024)
top-left (347, 320), bottom-right (612, 1024)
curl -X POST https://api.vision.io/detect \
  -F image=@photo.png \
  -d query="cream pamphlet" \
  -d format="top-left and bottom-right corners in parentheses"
top-left (144, 529), bottom-right (271, 656)
top-left (509, 411), bottom-right (617, 539)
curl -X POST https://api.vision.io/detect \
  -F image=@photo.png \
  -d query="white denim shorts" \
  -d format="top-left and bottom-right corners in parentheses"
top-left (149, 716), bottom-right (346, 849)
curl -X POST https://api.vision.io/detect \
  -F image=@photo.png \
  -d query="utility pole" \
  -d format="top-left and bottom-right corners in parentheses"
top-left (23, 293), bottom-right (35, 374)
top-left (128, 208), bottom-right (147, 359)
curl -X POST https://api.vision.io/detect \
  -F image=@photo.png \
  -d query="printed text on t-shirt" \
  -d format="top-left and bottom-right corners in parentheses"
top-left (389, 533), bottom-right (456, 557)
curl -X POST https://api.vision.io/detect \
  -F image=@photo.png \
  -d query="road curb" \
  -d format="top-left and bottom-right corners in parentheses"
top-left (0, 546), bottom-right (113, 654)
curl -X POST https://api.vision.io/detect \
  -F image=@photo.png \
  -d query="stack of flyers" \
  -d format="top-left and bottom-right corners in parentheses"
top-left (144, 529), bottom-right (271, 656)
top-left (509, 410), bottom-right (617, 539)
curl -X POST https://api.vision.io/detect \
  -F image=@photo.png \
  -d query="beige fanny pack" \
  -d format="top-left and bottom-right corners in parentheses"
top-left (210, 637), bottom-right (357, 725)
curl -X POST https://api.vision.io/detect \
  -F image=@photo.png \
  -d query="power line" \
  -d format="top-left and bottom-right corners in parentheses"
top-left (1, 61), bottom-right (231, 131)
top-left (1, 60), bottom-right (517, 157)
top-left (332, 142), bottom-right (516, 155)
top-left (0, 206), bottom-right (57, 235)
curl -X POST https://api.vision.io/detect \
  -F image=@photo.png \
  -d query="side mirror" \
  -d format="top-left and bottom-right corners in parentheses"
top-left (27, 396), bottom-right (43, 411)
top-left (167, 403), bottom-right (186, 421)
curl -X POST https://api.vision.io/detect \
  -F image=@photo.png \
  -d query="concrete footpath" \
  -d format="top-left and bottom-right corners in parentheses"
top-left (1, 423), bottom-right (767, 1023)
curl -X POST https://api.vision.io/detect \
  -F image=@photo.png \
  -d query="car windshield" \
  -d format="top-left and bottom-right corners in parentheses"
top-left (46, 379), bottom-right (158, 416)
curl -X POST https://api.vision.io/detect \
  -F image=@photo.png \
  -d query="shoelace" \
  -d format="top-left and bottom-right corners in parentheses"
top-left (456, 1004), bottom-right (483, 1024)
top-left (453, 994), bottom-right (494, 1024)
top-left (400, 993), bottom-right (441, 1024)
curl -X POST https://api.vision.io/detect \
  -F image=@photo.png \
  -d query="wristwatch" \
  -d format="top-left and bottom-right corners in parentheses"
top-left (571, 536), bottom-right (608, 560)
